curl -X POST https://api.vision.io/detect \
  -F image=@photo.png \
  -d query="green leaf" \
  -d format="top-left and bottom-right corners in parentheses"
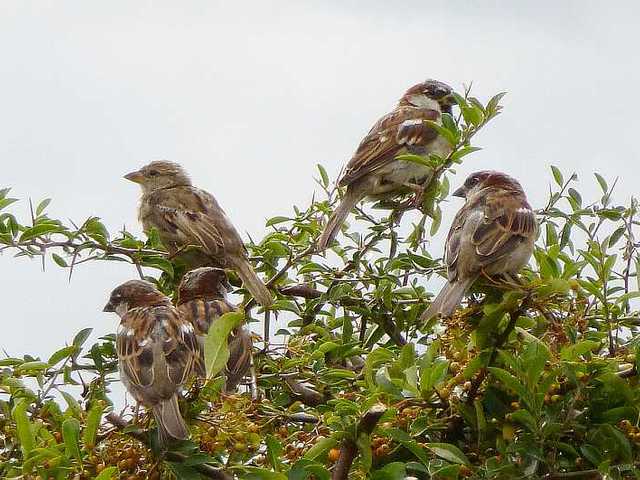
top-left (204, 311), bottom-right (243, 378)
top-left (396, 153), bottom-right (438, 169)
top-left (430, 205), bottom-right (442, 236)
top-left (485, 92), bottom-right (506, 116)
top-left (60, 391), bottom-right (83, 419)
top-left (140, 256), bottom-right (174, 277)
top-left (551, 165), bottom-right (564, 186)
top-left (241, 465), bottom-right (289, 479)
top-left (460, 104), bottom-right (484, 127)
top-left (426, 442), bottom-right (470, 465)
top-left (560, 340), bottom-right (600, 360)
top-left (568, 188), bottom-right (582, 207)
top-left (364, 348), bottom-right (394, 388)
top-left (51, 253), bottom-right (68, 267)
top-left (450, 146), bottom-right (481, 163)
top-left (19, 223), bottom-right (64, 241)
top-left (608, 226), bottom-right (626, 248)
top-left (48, 345), bottom-right (78, 366)
top-left (15, 361), bottom-right (49, 374)
top-left (487, 367), bottom-right (527, 398)
top-left (356, 431), bottom-right (373, 472)
top-left (62, 418), bottom-right (82, 462)
top-left (11, 398), bottom-right (34, 458)
top-left (82, 401), bottom-right (105, 449)
top-left (72, 327), bottom-right (93, 349)
top-left (370, 462), bottom-right (407, 480)
top-left (0, 197), bottom-right (18, 211)
top-left (167, 462), bottom-right (202, 480)
top-left (94, 467), bottom-right (118, 480)
top-left (423, 120), bottom-right (457, 147)
top-left (83, 217), bottom-right (110, 244)
top-left (594, 172), bottom-right (608, 193)
top-left (265, 216), bottom-right (290, 227)
top-left (303, 436), bottom-right (337, 460)
top-left (616, 291), bottom-right (640, 304)
top-left (265, 434), bottom-right (283, 471)
top-left (317, 164), bottom-right (329, 188)
top-left (36, 198), bottom-right (51, 216)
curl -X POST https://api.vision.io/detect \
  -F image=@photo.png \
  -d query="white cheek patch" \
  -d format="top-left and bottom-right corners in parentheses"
top-left (115, 303), bottom-right (129, 317)
top-left (162, 319), bottom-right (169, 328)
top-left (180, 323), bottom-right (194, 334)
top-left (126, 329), bottom-right (135, 337)
top-left (139, 338), bottom-right (150, 347)
top-left (516, 208), bottom-right (532, 214)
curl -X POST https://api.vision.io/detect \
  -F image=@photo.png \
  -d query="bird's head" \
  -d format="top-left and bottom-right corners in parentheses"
top-left (124, 160), bottom-right (192, 193)
top-left (103, 279), bottom-right (169, 317)
top-left (452, 170), bottom-right (525, 199)
top-left (400, 79), bottom-right (456, 114)
top-left (177, 267), bottom-right (230, 304)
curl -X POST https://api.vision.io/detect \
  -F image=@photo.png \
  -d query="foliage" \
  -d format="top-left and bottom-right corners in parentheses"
top-left (1, 88), bottom-right (640, 480)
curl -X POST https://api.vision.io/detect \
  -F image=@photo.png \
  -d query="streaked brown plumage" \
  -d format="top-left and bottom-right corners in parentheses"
top-left (420, 171), bottom-right (538, 322)
top-left (177, 267), bottom-right (252, 392)
top-left (103, 280), bottom-right (203, 446)
top-left (124, 161), bottom-right (272, 307)
top-left (317, 79), bottom-right (456, 251)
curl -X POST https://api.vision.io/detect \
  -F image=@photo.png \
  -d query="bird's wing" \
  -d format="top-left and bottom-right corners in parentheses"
top-left (338, 106), bottom-right (440, 187)
top-left (470, 189), bottom-right (538, 265)
top-left (117, 306), bottom-right (202, 393)
top-left (178, 298), bottom-right (236, 336)
top-left (150, 187), bottom-right (244, 257)
top-left (444, 205), bottom-right (470, 282)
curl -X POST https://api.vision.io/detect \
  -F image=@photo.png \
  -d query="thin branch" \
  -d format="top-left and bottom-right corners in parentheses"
top-left (332, 404), bottom-right (387, 480)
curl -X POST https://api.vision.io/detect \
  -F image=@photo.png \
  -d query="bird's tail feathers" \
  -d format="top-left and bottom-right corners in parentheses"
top-left (420, 276), bottom-right (475, 323)
top-left (224, 327), bottom-right (253, 393)
top-left (153, 395), bottom-right (189, 448)
top-left (317, 189), bottom-right (363, 252)
top-left (231, 257), bottom-right (272, 307)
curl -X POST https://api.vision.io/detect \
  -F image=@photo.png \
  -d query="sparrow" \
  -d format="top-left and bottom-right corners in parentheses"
top-left (124, 161), bottom-right (272, 307)
top-left (176, 267), bottom-right (252, 392)
top-left (103, 280), bottom-right (203, 446)
top-left (317, 79), bottom-right (456, 251)
top-left (420, 170), bottom-right (538, 321)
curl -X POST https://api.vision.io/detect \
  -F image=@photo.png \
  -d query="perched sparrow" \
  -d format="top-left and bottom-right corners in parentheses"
top-left (317, 79), bottom-right (456, 251)
top-left (124, 161), bottom-right (272, 307)
top-left (420, 171), bottom-right (538, 321)
top-left (177, 267), bottom-right (252, 392)
top-left (103, 280), bottom-right (203, 446)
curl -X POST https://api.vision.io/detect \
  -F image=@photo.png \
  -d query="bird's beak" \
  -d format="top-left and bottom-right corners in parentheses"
top-left (124, 170), bottom-right (144, 184)
top-left (103, 301), bottom-right (115, 313)
top-left (452, 186), bottom-right (467, 198)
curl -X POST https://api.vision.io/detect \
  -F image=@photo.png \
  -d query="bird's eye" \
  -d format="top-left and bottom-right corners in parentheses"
top-left (465, 176), bottom-right (479, 187)
top-left (148, 169), bottom-right (159, 177)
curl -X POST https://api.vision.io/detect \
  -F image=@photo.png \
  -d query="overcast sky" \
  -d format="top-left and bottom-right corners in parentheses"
top-left (2, 1), bottom-right (639, 362)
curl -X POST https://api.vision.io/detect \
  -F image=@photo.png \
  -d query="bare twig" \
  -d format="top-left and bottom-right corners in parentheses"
top-left (332, 404), bottom-right (387, 480)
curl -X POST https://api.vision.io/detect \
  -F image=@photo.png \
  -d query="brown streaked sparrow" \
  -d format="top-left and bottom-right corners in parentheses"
top-left (317, 79), bottom-right (456, 251)
top-left (420, 171), bottom-right (538, 322)
top-left (103, 280), bottom-right (203, 446)
top-left (176, 267), bottom-right (252, 392)
top-left (124, 161), bottom-right (272, 307)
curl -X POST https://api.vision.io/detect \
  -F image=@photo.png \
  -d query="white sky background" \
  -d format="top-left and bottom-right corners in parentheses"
top-left (2, 0), bottom-right (640, 364)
